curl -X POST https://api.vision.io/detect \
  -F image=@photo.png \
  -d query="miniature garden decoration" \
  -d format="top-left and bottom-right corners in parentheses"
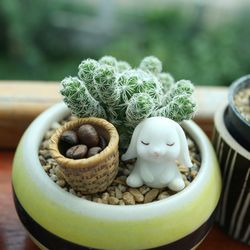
top-left (122, 117), bottom-right (192, 191)
top-left (59, 55), bottom-right (196, 192)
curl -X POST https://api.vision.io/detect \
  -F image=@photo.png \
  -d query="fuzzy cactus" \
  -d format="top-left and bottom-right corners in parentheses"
top-left (60, 55), bottom-right (196, 147)
top-left (139, 56), bottom-right (162, 75)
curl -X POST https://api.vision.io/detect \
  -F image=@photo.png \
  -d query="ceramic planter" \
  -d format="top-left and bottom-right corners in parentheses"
top-left (12, 102), bottom-right (221, 250)
top-left (213, 101), bottom-right (250, 246)
top-left (225, 75), bottom-right (250, 150)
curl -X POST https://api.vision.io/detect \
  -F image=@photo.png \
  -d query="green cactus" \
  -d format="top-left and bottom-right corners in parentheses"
top-left (158, 72), bottom-right (175, 93)
top-left (139, 56), bottom-right (162, 75)
top-left (60, 76), bottom-right (106, 118)
top-left (125, 93), bottom-right (155, 127)
top-left (117, 61), bottom-right (131, 73)
top-left (60, 56), bottom-right (196, 147)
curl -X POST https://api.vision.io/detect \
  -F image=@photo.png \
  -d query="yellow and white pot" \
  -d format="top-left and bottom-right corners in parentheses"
top-left (12, 102), bottom-right (221, 250)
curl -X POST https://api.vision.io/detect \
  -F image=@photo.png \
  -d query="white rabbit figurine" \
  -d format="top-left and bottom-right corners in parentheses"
top-left (122, 117), bottom-right (193, 191)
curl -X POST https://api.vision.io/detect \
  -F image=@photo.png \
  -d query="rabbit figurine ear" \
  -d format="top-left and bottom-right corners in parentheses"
top-left (121, 120), bottom-right (145, 161)
top-left (175, 122), bottom-right (193, 168)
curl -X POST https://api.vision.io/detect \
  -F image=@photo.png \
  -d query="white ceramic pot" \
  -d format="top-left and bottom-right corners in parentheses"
top-left (12, 102), bottom-right (221, 250)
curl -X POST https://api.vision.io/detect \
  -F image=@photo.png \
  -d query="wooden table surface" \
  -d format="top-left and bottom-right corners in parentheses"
top-left (1, 151), bottom-right (249, 250)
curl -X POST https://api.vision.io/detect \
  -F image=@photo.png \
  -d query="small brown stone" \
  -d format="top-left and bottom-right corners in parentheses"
top-left (126, 164), bottom-right (134, 171)
top-left (106, 187), bottom-right (115, 197)
top-left (42, 164), bottom-right (51, 172)
top-left (99, 136), bottom-right (108, 149)
top-left (69, 188), bottom-right (76, 195)
top-left (107, 186), bottom-right (115, 192)
top-left (123, 192), bottom-right (135, 205)
top-left (101, 192), bottom-right (109, 204)
top-left (50, 174), bottom-right (58, 182)
top-left (39, 149), bottom-right (51, 159)
top-left (122, 168), bottom-right (130, 176)
top-left (144, 189), bottom-right (159, 203)
top-left (108, 197), bottom-right (119, 205)
top-left (128, 188), bottom-right (144, 202)
top-left (60, 130), bottom-right (78, 146)
top-left (41, 140), bottom-right (50, 150)
top-left (87, 147), bottom-right (102, 158)
top-left (93, 197), bottom-right (103, 203)
top-left (181, 174), bottom-right (187, 181)
top-left (157, 191), bottom-right (170, 200)
top-left (45, 130), bottom-right (54, 140)
top-left (54, 166), bottom-right (65, 180)
top-left (47, 158), bottom-right (57, 165)
top-left (56, 179), bottom-right (66, 187)
top-left (115, 187), bottom-right (123, 199)
top-left (49, 168), bottom-right (55, 175)
top-left (110, 191), bottom-right (116, 197)
top-left (191, 170), bottom-right (198, 178)
top-left (187, 138), bottom-right (195, 149)
top-left (119, 200), bottom-right (125, 205)
top-left (39, 155), bottom-right (46, 165)
top-left (77, 124), bottom-right (99, 147)
top-left (179, 165), bottom-right (189, 173)
top-left (66, 145), bottom-right (88, 159)
top-left (114, 176), bottom-right (127, 185)
top-left (139, 186), bottom-right (151, 195)
top-left (118, 184), bottom-right (127, 193)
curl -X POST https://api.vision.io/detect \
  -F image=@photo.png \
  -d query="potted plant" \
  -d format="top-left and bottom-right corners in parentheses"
top-left (12, 56), bottom-right (221, 249)
top-left (213, 75), bottom-right (250, 246)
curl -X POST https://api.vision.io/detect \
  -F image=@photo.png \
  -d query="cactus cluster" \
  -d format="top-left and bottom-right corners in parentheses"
top-left (60, 56), bottom-right (196, 146)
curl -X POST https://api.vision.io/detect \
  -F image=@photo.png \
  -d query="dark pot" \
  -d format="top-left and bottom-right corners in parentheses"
top-left (213, 102), bottom-right (250, 246)
top-left (224, 75), bottom-right (250, 150)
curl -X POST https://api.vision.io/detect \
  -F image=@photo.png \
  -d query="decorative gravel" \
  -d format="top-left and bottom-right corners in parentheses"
top-left (234, 87), bottom-right (250, 123)
top-left (39, 116), bottom-right (201, 205)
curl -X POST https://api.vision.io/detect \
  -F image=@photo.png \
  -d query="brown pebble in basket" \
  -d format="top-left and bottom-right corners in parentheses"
top-left (77, 124), bottom-right (99, 147)
top-left (61, 130), bottom-right (79, 145)
top-left (99, 136), bottom-right (107, 149)
top-left (66, 145), bottom-right (88, 159)
top-left (87, 147), bottom-right (102, 158)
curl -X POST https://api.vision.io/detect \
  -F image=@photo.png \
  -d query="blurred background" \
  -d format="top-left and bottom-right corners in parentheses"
top-left (0, 0), bottom-right (250, 86)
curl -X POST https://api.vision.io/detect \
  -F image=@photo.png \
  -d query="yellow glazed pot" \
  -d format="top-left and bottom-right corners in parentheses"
top-left (12, 102), bottom-right (221, 250)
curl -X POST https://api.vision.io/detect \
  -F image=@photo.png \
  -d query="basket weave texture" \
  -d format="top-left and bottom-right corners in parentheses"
top-left (49, 117), bottom-right (119, 194)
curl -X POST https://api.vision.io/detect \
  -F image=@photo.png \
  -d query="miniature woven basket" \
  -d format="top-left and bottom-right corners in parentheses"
top-left (49, 117), bottom-right (119, 194)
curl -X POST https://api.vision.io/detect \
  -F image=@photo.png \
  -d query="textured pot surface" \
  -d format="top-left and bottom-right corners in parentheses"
top-left (12, 102), bottom-right (221, 250)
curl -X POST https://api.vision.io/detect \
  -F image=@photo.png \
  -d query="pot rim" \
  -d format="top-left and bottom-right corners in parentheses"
top-left (214, 101), bottom-right (250, 160)
top-left (228, 75), bottom-right (250, 129)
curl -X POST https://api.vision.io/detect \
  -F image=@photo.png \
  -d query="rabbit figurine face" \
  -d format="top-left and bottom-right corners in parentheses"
top-left (122, 117), bottom-right (193, 191)
top-left (137, 120), bottom-right (181, 163)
